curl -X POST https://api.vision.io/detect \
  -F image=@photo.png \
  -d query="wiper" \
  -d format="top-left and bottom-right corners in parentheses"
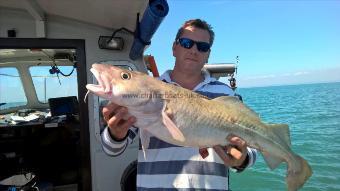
top-left (0, 103), bottom-right (6, 106)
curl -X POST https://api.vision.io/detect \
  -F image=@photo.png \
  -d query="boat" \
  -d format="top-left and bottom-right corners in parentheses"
top-left (0, 0), bottom-right (238, 190)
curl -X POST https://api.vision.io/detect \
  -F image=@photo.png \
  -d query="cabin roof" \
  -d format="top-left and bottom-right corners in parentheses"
top-left (0, 0), bottom-right (148, 30)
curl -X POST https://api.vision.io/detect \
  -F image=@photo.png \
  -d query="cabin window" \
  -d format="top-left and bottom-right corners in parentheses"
top-left (0, 67), bottom-right (27, 110)
top-left (29, 66), bottom-right (78, 103)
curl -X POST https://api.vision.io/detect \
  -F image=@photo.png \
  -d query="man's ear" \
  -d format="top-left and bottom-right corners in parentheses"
top-left (206, 50), bottom-right (211, 63)
top-left (172, 42), bottom-right (176, 57)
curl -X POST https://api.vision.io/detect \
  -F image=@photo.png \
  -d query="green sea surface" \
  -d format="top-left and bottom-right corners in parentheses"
top-left (231, 82), bottom-right (340, 191)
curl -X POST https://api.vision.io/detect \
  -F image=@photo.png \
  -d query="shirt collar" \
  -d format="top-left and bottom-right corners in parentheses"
top-left (159, 69), bottom-right (217, 90)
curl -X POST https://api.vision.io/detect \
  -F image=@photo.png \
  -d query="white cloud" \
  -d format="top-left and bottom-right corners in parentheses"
top-left (281, 73), bottom-right (291, 77)
top-left (293, 71), bottom-right (309, 76)
top-left (243, 74), bottom-right (276, 80)
top-left (237, 67), bottom-right (340, 88)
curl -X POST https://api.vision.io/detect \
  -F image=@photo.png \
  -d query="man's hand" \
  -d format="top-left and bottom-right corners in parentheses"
top-left (199, 135), bottom-right (248, 168)
top-left (102, 102), bottom-right (136, 140)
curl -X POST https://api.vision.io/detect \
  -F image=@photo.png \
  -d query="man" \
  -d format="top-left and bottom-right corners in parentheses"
top-left (101, 19), bottom-right (257, 190)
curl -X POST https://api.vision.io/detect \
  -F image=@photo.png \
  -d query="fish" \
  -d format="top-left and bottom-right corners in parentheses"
top-left (86, 63), bottom-right (312, 191)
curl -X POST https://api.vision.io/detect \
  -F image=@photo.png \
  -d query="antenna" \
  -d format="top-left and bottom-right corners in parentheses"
top-left (229, 56), bottom-right (239, 91)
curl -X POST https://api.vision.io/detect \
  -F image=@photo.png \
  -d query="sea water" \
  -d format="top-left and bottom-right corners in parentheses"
top-left (231, 82), bottom-right (340, 191)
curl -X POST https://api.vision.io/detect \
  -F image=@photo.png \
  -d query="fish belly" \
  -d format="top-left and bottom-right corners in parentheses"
top-left (179, 126), bottom-right (230, 147)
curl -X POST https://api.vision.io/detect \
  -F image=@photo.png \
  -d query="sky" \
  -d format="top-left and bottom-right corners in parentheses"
top-left (145, 0), bottom-right (340, 88)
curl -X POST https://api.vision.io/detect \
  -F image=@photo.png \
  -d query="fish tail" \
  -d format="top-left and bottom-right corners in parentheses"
top-left (286, 154), bottom-right (312, 191)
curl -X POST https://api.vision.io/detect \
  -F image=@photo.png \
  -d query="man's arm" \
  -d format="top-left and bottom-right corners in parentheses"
top-left (101, 102), bottom-right (137, 156)
top-left (101, 126), bottom-right (138, 156)
top-left (233, 147), bottom-right (257, 172)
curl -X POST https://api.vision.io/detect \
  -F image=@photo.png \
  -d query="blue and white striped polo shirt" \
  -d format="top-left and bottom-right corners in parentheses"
top-left (101, 69), bottom-right (257, 190)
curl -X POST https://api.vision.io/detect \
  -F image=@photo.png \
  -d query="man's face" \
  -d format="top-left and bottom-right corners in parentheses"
top-left (172, 26), bottom-right (211, 74)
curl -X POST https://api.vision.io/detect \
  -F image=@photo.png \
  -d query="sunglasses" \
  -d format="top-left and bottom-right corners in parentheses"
top-left (176, 38), bottom-right (211, 53)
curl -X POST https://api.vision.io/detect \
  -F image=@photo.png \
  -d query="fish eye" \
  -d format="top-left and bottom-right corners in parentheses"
top-left (120, 72), bottom-right (131, 80)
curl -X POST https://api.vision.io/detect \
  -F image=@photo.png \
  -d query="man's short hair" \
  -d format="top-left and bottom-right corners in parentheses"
top-left (175, 19), bottom-right (215, 46)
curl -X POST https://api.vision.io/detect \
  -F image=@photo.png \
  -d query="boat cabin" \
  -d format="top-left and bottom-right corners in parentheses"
top-left (0, 0), bottom-right (237, 190)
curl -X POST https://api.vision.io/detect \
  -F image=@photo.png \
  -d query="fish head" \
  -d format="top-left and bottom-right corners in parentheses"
top-left (86, 63), bottom-right (162, 109)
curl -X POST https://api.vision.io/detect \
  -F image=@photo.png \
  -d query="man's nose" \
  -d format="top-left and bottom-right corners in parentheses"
top-left (189, 44), bottom-right (199, 54)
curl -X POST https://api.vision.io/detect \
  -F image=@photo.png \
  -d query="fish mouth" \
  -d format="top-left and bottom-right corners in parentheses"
top-left (89, 68), bottom-right (112, 93)
top-left (85, 67), bottom-right (114, 101)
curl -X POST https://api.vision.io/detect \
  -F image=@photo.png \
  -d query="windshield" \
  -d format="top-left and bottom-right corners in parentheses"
top-left (29, 66), bottom-right (78, 103)
top-left (0, 67), bottom-right (27, 110)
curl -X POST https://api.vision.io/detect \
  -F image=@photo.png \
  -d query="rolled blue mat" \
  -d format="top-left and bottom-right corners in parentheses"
top-left (129, 0), bottom-right (169, 60)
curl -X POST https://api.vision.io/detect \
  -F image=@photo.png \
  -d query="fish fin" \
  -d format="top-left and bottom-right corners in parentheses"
top-left (213, 96), bottom-right (260, 119)
top-left (139, 129), bottom-right (151, 159)
top-left (268, 124), bottom-right (291, 147)
top-left (213, 96), bottom-right (241, 103)
top-left (262, 151), bottom-right (285, 170)
top-left (262, 124), bottom-right (291, 170)
top-left (161, 103), bottom-right (185, 142)
top-left (286, 154), bottom-right (312, 191)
